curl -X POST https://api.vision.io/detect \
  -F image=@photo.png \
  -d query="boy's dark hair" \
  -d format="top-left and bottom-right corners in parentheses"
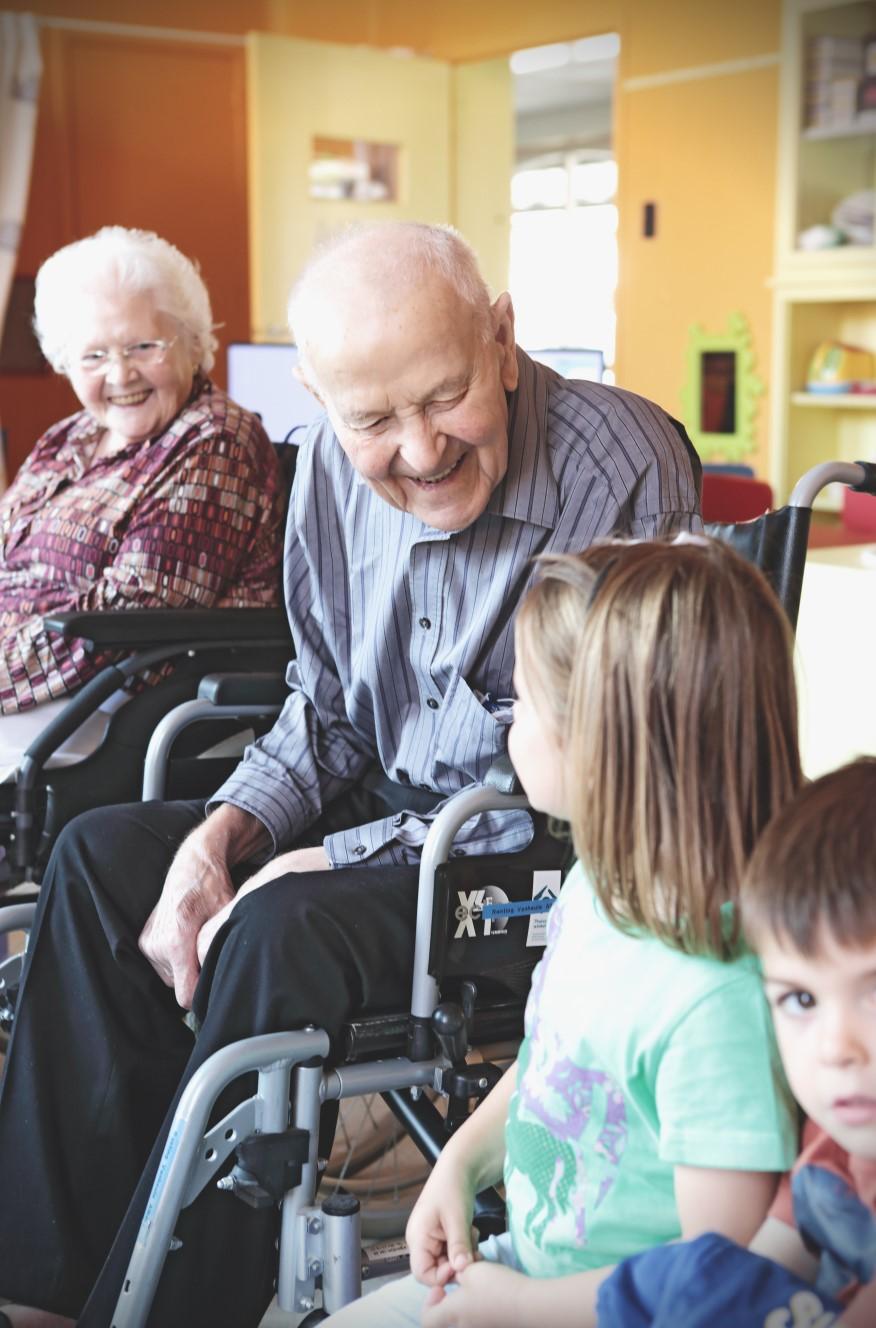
top-left (741, 758), bottom-right (876, 954)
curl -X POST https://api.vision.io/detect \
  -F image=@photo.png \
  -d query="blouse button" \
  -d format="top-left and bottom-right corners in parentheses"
top-left (427, 698), bottom-right (439, 710)
top-left (419, 617), bottom-right (432, 629)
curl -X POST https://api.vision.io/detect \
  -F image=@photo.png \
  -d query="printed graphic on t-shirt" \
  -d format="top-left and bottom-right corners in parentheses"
top-left (507, 899), bottom-right (628, 1261)
top-left (507, 1057), bottom-right (628, 1250)
top-left (793, 1163), bottom-right (876, 1301)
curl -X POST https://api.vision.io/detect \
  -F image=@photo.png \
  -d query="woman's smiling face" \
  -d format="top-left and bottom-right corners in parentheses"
top-left (67, 285), bottom-right (198, 453)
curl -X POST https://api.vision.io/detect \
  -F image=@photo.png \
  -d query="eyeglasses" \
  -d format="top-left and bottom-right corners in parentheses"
top-left (76, 337), bottom-right (178, 376)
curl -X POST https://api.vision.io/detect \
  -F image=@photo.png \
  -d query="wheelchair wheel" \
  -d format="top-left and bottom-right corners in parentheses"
top-left (321, 1093), bottom-right (430, 1239)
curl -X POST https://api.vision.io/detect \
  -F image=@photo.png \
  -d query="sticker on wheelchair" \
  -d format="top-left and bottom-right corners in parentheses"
top-left (471, 869), bottom-right (559, 947)
top-left (137, 1120), bottom-right (183, 1245)
top-left (432, 862), bottom-right (560, 978)
top-left (526, 870), bottom-right (560, 946)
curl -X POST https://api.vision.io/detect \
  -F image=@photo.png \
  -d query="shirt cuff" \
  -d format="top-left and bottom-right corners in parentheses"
top-left (324, 807), bottom-right (536, 868)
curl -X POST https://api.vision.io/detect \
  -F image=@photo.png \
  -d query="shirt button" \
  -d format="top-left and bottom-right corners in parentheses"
top-left (419, 782), bottom-right (431, 791)
top-left (452, 848), bottom-right (466, 858)
top-left (419, 617), bottom-right (432, 629)
top-left (427, 698), bottom-right (439, 710)
top-left (353, 844), bottom-right (366, 856)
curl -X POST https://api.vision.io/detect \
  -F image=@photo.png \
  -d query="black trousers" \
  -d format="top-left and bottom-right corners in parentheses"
top-left (0, 793), bottom-right (423, 1327)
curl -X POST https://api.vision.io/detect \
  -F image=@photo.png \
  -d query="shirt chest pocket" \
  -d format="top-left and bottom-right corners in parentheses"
top-left (430, 673), bottom-right (513, 785)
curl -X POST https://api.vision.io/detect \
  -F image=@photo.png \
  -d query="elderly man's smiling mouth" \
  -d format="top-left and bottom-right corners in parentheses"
top-left (408, 455), bottom-right (466, 488)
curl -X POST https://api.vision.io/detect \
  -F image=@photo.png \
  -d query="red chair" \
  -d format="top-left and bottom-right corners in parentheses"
top-left (701, 472), bottom-right (773, 523)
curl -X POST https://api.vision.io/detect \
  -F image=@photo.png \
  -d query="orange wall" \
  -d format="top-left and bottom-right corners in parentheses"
top-left (1, 22), bottom-right (249, 476)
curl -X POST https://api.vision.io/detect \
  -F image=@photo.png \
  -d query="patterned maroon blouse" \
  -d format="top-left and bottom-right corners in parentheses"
top-left (0, 375), bottom-right (284, 713)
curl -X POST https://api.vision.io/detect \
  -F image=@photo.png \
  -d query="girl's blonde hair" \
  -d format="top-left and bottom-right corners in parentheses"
top-left (515, 537), bottom-right (803, 958)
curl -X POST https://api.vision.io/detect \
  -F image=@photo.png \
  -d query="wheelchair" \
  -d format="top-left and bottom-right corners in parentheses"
top-left (1, 457), bottom-right (874, 1326)
top-left (0, 438), bottom-right (299, 893)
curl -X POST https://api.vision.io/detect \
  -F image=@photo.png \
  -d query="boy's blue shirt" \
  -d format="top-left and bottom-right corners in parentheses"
top-left (597, 1233), bottom-right (843, 1328)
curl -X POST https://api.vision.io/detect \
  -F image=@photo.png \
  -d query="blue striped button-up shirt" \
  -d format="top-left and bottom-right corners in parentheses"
top-left (211, 350), bottom-right (702, 866)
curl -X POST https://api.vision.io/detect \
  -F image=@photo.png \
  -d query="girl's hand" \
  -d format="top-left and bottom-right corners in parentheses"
top-left (406, 1158), bottom-right (478, 1287)
top-left (421, 1263), bottom-right (534, 1328)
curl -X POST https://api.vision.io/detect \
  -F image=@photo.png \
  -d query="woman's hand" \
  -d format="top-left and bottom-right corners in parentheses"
top-left (194, 844), bottom-right (331, 969)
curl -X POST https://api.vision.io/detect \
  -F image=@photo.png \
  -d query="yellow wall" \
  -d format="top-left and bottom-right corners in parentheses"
top-left (612, 2), bottom-right (781, 471)
top-left (246, 33), bottom-right (452, 340)
top-left (616, 64), bottom-right (779, 469)
top-left (451, 59), bottom-right (514, 297)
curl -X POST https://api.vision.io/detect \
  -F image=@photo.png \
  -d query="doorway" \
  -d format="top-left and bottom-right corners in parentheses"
top-left (508, 34), bottom-right (619, 383)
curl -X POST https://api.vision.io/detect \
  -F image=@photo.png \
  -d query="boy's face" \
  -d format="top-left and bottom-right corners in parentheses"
top-left (760, 926), bottom-right (876, 1159)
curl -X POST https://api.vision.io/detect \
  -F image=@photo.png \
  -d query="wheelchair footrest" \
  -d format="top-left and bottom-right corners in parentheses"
top-left (219, 1129), bottom-right (310, 1208)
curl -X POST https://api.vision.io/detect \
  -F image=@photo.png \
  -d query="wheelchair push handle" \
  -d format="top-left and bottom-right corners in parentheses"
top-left (788, 460), bottom-right (875, 508)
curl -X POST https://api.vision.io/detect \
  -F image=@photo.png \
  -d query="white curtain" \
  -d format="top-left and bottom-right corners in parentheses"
top-left (0, 12), bottom-right (42, 336)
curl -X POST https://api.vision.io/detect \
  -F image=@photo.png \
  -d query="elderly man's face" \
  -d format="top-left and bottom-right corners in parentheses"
top-left (304, 280), bottom-right (518, 532)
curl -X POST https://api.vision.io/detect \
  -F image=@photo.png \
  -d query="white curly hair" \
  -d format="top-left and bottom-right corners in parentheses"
top-left (34, 225), bottom-right (219, 373)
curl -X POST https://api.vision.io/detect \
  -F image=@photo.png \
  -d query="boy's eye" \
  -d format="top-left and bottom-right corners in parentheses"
top-left (777, 989), bottom-right (816, 1016)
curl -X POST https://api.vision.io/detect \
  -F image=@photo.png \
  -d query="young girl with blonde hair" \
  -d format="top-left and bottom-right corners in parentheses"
top-left (331, 537), bottom-right (803, 1328)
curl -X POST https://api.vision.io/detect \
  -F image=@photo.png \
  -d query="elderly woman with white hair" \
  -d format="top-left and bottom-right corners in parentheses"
top-left (0, 226), bottom-right (282, 733)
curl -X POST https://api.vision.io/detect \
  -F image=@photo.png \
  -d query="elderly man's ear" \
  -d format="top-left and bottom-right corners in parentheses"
top-left (491, 292), bottom-right (519, 393)
top-left (293, 361), bottom-right (324, 405)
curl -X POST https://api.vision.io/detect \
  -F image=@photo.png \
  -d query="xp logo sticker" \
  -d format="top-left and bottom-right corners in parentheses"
top-left (454, 885), bottom-right (510, 939)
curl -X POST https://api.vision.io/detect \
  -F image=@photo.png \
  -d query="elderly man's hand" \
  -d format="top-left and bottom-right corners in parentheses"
top-left (138, 804), bottom-right (272, 1009)
top-left (194, 844), bottom-right (331, 970)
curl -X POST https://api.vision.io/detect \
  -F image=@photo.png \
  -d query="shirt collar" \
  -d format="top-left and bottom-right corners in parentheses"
top-left (486, 347), bottom-right (560, 530)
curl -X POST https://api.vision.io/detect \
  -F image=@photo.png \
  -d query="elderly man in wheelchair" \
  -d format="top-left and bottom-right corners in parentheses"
top-left (0, 221), bottom-right (702, 1328)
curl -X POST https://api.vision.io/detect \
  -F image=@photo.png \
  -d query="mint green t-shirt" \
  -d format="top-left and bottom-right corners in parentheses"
top-left (504, 861), bottom-right (796, 1278)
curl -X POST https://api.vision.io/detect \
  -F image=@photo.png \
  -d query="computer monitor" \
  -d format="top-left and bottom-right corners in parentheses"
top-left (526, 347), bottom-right (605, 383)
top-left (226, 343), bottom-right (325, 443)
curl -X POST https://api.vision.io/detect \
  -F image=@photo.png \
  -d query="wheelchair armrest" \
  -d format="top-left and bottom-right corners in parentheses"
top-left (197, 672), bottom-right (289, 706)
top-left (409, 780), bottom-right (531, 1050)
top-left (41, 608), bottom-right (292, 650)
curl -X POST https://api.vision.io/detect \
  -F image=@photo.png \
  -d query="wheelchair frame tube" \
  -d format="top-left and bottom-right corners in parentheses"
top-left (410, 785), bottom-right (529, 1025)
top-left (788, 460), bottom-right (868, 508)
top-left (111, 1028), bottom-right (329, 1328)
top-left (141, 699), bottom-right (283, 800)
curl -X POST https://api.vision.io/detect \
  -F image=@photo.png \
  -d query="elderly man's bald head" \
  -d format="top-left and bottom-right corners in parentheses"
top-left (286, 222), bottom-right (519, 533)
top-left (288, 223), bottom-right (493, 380)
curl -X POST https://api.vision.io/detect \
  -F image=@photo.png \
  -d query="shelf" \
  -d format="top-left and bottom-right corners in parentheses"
top-left (802, 119), bottom-right (876, 140)
top-left (792, 391), bottom-right (876, 408)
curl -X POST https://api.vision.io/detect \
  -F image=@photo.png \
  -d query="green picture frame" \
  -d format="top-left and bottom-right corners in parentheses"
top-left (681, 311), bottom-right (764, 462)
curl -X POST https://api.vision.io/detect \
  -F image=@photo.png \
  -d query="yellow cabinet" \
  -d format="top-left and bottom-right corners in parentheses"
top-left (771, 0), bottom-right (876, 505)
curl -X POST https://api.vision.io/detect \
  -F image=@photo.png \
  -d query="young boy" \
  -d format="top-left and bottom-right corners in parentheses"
top-left (593, 758), bottom-right (876, 1328)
